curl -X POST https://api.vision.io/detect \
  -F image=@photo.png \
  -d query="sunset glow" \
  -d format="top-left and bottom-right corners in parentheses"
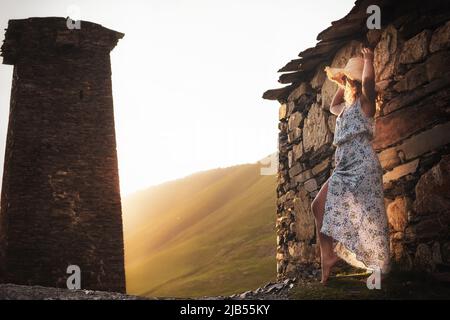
top-left (0, 0), bottom-right (355, 195)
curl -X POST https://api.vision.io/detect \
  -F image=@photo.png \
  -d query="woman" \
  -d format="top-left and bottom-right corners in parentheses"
top-left (311, 47), bottom-right (390, 284)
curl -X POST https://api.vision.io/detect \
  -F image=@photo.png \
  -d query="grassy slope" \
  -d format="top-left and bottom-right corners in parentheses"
top-left (123, 163), bottom-right (277, 298)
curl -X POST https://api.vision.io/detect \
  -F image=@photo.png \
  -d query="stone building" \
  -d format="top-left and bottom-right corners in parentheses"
top-left (0, 17), bottom-right (126, 292)
top-left (263, 0), bottom-right (450, 280)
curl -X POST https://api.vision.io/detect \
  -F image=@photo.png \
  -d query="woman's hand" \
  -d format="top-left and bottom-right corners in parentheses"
top-left (361, 47), bottom-right (374, 61)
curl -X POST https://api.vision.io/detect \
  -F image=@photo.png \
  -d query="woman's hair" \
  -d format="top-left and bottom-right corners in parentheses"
top-left (343, 76), bottom-right (362, 105)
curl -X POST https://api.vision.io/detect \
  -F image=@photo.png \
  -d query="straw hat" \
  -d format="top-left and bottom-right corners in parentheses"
top-left (324, 57), bottom-right (364, 87)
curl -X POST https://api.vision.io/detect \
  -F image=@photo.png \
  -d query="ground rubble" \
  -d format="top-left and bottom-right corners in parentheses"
top-left (204, 265), bottom-right (322, 300)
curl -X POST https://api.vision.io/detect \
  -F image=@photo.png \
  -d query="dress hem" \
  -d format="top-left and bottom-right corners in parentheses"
top-left (320, 225), bottom-right (391, 275)
top-left (322, 174), bottom-right (391, 275)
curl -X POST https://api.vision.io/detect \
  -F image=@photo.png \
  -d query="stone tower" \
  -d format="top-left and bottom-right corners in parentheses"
top-left (0, 17), bottom-right (126, 292)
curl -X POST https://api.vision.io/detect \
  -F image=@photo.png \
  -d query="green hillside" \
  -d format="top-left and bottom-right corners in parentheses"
top-left (123, 161), bottom-right (278, 298)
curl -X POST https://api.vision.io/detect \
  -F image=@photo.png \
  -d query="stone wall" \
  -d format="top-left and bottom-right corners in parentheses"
top-left (264, 0), bottom-right (450, 280)
top-left (0, 18), bottom-right (126, 292)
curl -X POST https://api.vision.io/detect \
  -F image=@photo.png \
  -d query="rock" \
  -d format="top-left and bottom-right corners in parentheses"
top-left (288, 242), bottom-right (300, 260)
top-left (387, 196), bottom-right (411, 232)
top-left (288, 112), bottom-right (303, 131)
top-left (239, 290), bottom-right (252, 299)
top-left (276, 252), bottom-right (285, 261)
top-left (279, 103), bottom-right (287, 120)
top-left (382, 159), bottom-right (419, 184)
top-left (393, 63), bottom-right (427, 92)
top-left (303, 103), bottom-right (332, 153)
top-left (293, 188), bottom-right (315, 241)
top-left (266, 284), bottom-right (278, 293)
top-left (0, 284), bottom-right (146, 300)
top-left (327, 113), bottom-right (337, 134)
top-left (413, 154), bottom-right (450, 216)
top-left (277, 193), bottom-right (286, 207)
top-left (288, 163), bottom-right (303, 178)
top-left (389, 241), bottom-right (413, 271)
top-left (276, 262), bottom-right (284, 274)
top-left (432, 273), bottom-right (450, 283)
top-left (286, 101), bottom-right (296, 117)
top-left (296, 242), bottom-right (318, 263)
top-left (374, 25), bottom-right (400, 81)
top-left (285, 190), bottom-right (295, 201)
top-left (292, 142), bottom-right (303, 161)
top-left (276, 235), bottom-right (282, 246)
top-left (382, 73), bottom-right (450, 116)
top-left (373, 93), bottom-right (447, 149)
top-left (304, 178), bottom-right (318, 193)
top-left (379, 122), bottom-right (450, 170)
top-left (311, 158), bottom-right (330, 176)
top-left (397, 8), bottom-right (450, 39)
top-left (414, 243), bottom-right (433, 271)
top-left (406, 216), bottom-right (445, 242)
top-left (399, 29), bottom-right (431, 64)
top-left (377, 147), bottom-right (401, 170)
top-left (287, 83), bottom-right (311, 102)
top-left (321, 79), bottom-right (338, 110)
top-left (392, 232), bottom-right (404, 241)
top-left (429, 20), bottom-right (450, 53)
top-left (275, 283), bottom-right (284, 290)
top-left (376, 79), bottom-right (391, 91)
top-left (284, 262), bottom-right (297, 275)
top-left (425, 51), bottom-right (450, 82)
top-left (284, 199), bottom-right (294, 211)
top-left (287, 128), bottom-right (302, 143)
top-left (316, 93), bottom-right (322, 104)
top-left (330, 40), bottom-right (364, 68)
top-left (441, 242), bottom-right (450, 264)
top-left (278, 121), bottom-right (287, 133)
top-left (288, 150), bottom-right (294, 168)
top-left (289, 222), bottom-right (296, 234)
top-left (432, 242), bottom-right (443, 265)
top-left (366, 29), bottom-right (382, 47)
top-left (293, 169), bottom-right (312, 185)
top-left (310, 63), bottom-right (327, 89)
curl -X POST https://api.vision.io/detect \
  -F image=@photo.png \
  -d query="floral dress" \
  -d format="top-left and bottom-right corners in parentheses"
top-left (321, 96), bottom-right (391, 274)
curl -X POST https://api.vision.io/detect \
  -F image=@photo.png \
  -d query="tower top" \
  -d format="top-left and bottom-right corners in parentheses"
top-left (1, 17), bottom-right (124, 65)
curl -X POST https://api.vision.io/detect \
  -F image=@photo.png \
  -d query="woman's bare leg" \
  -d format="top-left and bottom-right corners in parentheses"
top-left (311, 178), bottom-right (340, 284)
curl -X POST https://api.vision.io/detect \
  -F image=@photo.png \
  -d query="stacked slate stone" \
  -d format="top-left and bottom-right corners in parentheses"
top-left (263, 0), bottom-right (450, 280)
top-left (0, 18), bottom-right (126, 292)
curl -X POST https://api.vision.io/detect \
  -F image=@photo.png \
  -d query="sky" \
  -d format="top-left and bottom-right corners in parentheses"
top-left (0, 0), bottom-right (355, 196)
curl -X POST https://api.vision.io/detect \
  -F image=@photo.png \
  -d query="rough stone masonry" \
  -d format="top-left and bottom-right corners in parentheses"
top-left (0, 17), bottom-right (126, 292)
top-left (263, 0), bottom-right (450, 280)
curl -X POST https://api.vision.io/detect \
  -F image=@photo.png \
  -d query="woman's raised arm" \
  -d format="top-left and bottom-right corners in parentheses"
top-left (330, 87), bottom-right (345, 116)
top-left (360, 47), bottom-right (376, 118)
